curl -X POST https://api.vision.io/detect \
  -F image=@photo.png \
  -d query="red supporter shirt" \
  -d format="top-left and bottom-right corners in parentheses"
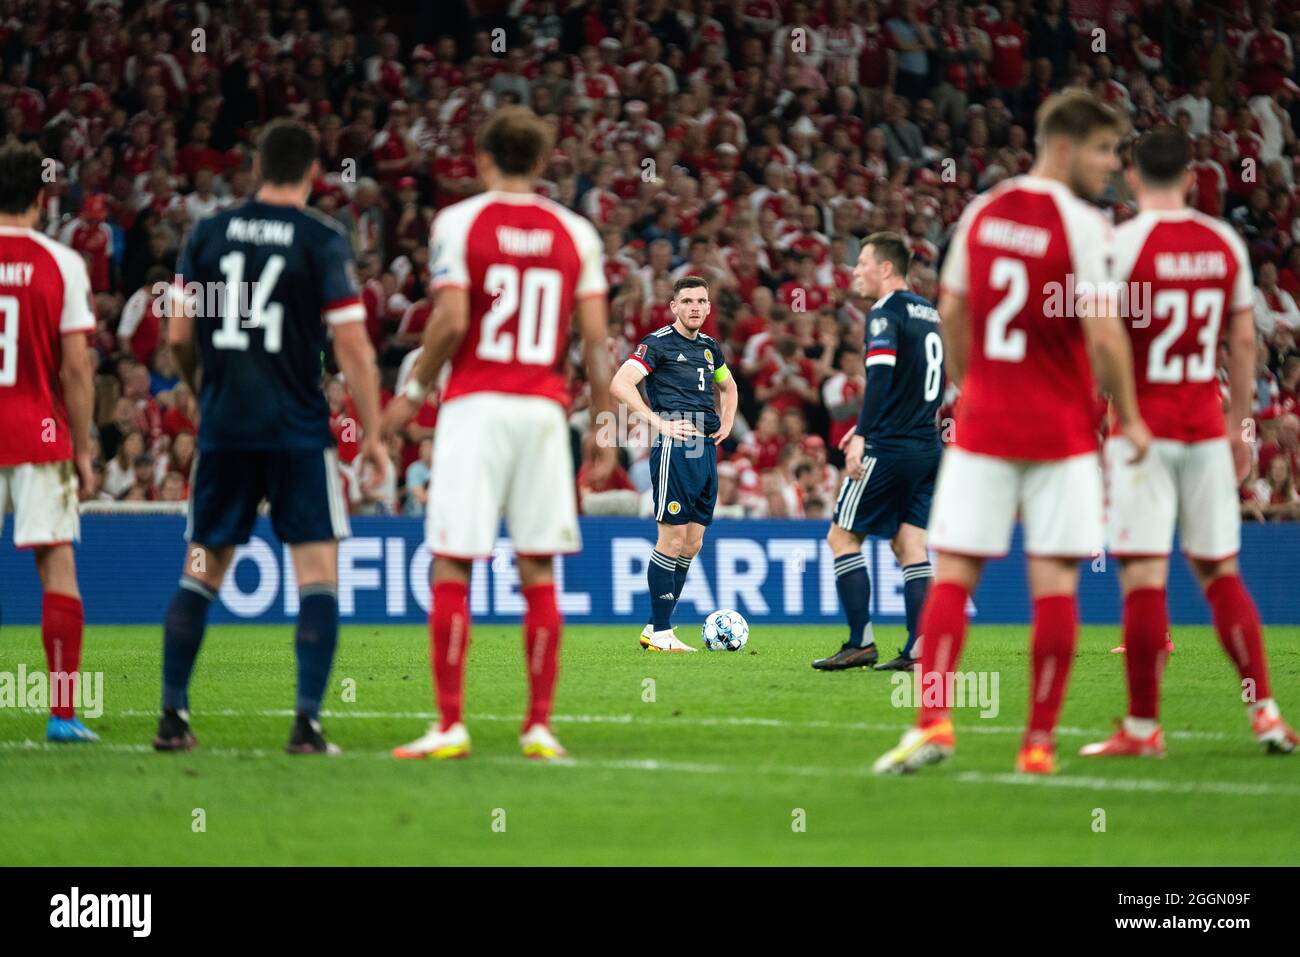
top-left (987, 22), bottom-right (1026, 89)
top-left (939, 175), bottom-right (1110, 460)
top-left (429, 191), bottom-right (607, 409)
top-left (0, 227), bottom-right (96, 466)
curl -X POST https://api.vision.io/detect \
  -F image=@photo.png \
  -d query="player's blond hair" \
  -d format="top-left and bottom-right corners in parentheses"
top-left (1034, 91), bottom-right (1126, 148)
top-left (476, 106), bottom-right (554, 177)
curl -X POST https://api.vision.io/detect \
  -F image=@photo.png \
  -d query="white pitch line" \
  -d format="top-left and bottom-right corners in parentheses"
top-left (64, 708), bottom-right (1240, 743)
top-left (3, 739), bottom-right (1297, 799)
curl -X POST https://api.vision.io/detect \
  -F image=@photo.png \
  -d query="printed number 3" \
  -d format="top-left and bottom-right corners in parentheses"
top-left (697, 367), bottom-right (706, 390)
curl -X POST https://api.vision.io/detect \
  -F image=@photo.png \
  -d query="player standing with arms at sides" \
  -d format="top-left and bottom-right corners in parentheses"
top-left (813, 233), bottom-right (943, 673)
top-left (156, 120), bottom-right (387, 755)
top-left (386, 107), bottom-right (613, 760)
top-left (610, 277), bottom-right (738, 653)
top-left (0, 143), bottom-right (98, 742)
top-left (874, 92), bottom-right (1152, 775)
top-left (1082, 127), bottom-right (1297, 757)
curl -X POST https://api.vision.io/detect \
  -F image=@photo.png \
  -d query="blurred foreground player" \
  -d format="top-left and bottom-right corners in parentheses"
top-left (386, 107), bottom-right (613, 760)
top-left (874, 92), bottom-right (1152, 775)
top-left (1083, 127), bottom-right (1296, 757)
top-left (156, 121), bottom-right (387, 754)
top-left (0, 143), bottom-right (98, 742)
top-left (814, 233), bottom-right (942, 672)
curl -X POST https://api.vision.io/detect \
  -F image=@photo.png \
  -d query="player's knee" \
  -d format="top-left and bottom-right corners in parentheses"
top-left (826, 522), bottom-right (859, 556)
top-left (33, 544), bottom-right (79, 597)
top-left (656, 524), bottom-right (687, 554)
top-left (1191, 556), bottom-right (1238, 589)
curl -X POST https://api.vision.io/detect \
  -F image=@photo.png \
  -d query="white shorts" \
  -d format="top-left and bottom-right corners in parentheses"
top-left (1105, 436), bottom-right (1239, 560)
top-left (427, 392), bottom-right (580, 559)
top-left (0, 461), bottom-right (80, 548)
top-left (928, 447), bottom-right (1104, 558)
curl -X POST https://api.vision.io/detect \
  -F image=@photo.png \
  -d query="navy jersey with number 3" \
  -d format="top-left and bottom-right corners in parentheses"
top-left (176, 200), bottom-right (364, 451)
top-left (629, 325), bottom-right (727, 434)
top-left (859, 289), bottom-right (945, 454)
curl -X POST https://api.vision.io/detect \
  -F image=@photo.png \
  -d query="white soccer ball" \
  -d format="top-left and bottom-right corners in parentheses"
top-left (702, 609), bottom-right (749, 651)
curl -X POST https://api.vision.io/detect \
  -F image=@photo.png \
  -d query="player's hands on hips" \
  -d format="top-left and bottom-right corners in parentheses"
top-left (359, 435), bottom-right (390, 493)
top-left (74, 451), bottom-right (95, 500)
top-left (837, 426), bottom-right (857, 452)
top-left (845, 433), bottom-right (866, 480)
top-left (1121, 417), bottom-right (1153, 464)
top-left (656, 416), bottom-right (701, 442)
top-left (1229, 431), bottom-right (1252, 484)
top-left (710, 420), bottom-right (733, 446)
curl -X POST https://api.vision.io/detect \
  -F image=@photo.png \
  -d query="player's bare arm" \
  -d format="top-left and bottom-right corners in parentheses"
top-left (166, 287), bottom-right (200, 395)
top-left (937, 291), bottom-right (969, 385)
top-left (577, 292), bottom-right (616, 465)
top-left (610, 360), bottom-right (701, 441)
top-left (332, 320), bottom-right (388, 490)
top-left (381, 286), bottom-right (470, 435)
top-left (1225, 306), bottom-right (1257, 482)
top-left (59, 331), bottom-right (95, 497)
top-left (1081, 304), bottom-right (1151, 463)
top-left (711, 368), bottom-right (736, 445)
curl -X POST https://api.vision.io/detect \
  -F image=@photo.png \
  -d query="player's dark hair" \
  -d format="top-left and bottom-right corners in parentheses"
top-left (0, 142), bottom-right (46, 215)
top-left (1035, 91), bottom-right (1125, 147)
top-left (864, 231), bottom-right (911, 277)
top-left (476, 105), bottom-right (554, 177)
top-left (673, 276), bottom-right (710, 298)
top-left (1132, 126), bottom-right (1191, 187)
top-left (257, 120), bottom-right (318, 186)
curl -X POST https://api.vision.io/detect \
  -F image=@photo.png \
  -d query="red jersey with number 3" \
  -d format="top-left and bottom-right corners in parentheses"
top-left (1108, 208), bottom-right (1253, 442)
top-left (939, 175), bottom-right (1111, 460)
top-left (0, 227), bottom-right (96, 467)
top-left (429, 191), bottom-right (607, 408)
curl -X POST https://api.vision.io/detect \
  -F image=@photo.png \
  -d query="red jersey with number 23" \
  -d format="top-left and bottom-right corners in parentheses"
top-left (0, 226), bottom-right (95, 467)
top-left (429, 190), bottom-right (606, 409)
top-left (1108, 208), bottom-right (1252, 442)
top-left (939, 175), bottom-right (1111, 460)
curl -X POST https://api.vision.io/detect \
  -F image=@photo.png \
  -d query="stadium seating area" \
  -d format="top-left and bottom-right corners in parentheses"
top-left (5, 0), bottom-right (1299, 519)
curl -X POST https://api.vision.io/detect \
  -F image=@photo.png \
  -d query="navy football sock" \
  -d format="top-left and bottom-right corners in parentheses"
top-left (901, 561), bottom-right (933, 659)
top-left (161, 577), bottom-right (214, 712)
top-left (295, 585), bottom-right (340, 720)
top-left (834, 552), bottom-right (874, 649)
top-left (671, 555), bottom-right (692, 611)
top-left (649, 550), bottom-right (678, 631)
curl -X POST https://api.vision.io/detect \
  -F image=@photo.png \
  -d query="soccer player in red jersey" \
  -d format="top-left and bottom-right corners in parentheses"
top-left (385, 107), bottom-right (614, 761)
top-left (874, 92), bottom-right (1152, 775)
top-left (1082, 127), bottom-right (1297, 758)
top-left (0, 144), bottom-right (98, 742)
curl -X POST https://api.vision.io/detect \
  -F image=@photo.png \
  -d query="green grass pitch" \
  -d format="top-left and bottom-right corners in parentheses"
top-left (1, 622), bottom-right (1297, 866)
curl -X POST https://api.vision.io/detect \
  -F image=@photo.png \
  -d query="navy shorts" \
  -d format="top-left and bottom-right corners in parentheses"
top-left (186, 447), bottom-right (351, 547)
top-left (649, 436), bottom-right (717, 526)
top-left (833, 449), bottom-right (940, 539)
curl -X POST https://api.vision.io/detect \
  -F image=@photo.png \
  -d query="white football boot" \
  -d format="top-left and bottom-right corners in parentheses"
top-left (391, 721), bottom-right (471, 759)
top-left (520, 724), bottom-right (569, 760)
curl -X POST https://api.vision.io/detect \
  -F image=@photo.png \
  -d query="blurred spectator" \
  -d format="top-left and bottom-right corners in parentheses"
top-left (103, 431), bottom-right (145, 500)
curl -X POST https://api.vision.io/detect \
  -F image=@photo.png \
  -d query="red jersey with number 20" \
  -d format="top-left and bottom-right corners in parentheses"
top-left (1108, 208), bottom-right (1252, 442)
top-left (0, 226), bottom-right (95, 467)
top-left (429, 190), bottom-right (606, 408)
top-left (939, 175), bottom-right (1111, 460)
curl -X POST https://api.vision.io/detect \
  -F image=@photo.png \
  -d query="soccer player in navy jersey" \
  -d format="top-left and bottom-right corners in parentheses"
top-left (154, 120), bottom-right (387, 754)
top-left (815, 233), bottom-right (944, 672)
top-left (610, 276), bottom-right (738, 652)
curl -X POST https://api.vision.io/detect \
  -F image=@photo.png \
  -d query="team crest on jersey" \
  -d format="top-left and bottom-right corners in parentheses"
top-left (667, 501), bottom-right (682, 515)
top-left (870, 317), bottom-right (888, 337)
top-left (704, 349), bottom-right (713, 364)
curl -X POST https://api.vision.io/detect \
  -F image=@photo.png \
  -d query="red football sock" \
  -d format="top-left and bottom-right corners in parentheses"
top-left (42, 592), bottom-right (84, 719)
top-left (1027, 594), bottom-right (1078, 742)
top-left (1123, 588), bottom-right (1168, 721)
top-left (1206, 574), bottom-right (1271, 702)
top-left (430, 581), bottom-right (471, 732)
top-left (916, 581), bottom-right (970, 729)
top-left (522, 583), bottom-right (562, 731)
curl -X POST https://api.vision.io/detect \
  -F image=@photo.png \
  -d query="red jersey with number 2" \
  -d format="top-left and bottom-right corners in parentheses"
top-left (429, 191), bottom-right (607, 408)
top-left (938, 175), bottom-right (1111, 460)
top-left (1108, 208), bottom-right (1253, 442)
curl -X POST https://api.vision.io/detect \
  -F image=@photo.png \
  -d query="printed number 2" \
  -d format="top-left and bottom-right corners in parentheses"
top-left (0, 295), bottom-right (17, 387)
top-left (985, 257), bottom-right (1028, 362)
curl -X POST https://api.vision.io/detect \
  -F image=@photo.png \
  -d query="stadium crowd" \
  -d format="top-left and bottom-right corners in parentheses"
top-left (4, 0), bottom-right (1300, 521)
